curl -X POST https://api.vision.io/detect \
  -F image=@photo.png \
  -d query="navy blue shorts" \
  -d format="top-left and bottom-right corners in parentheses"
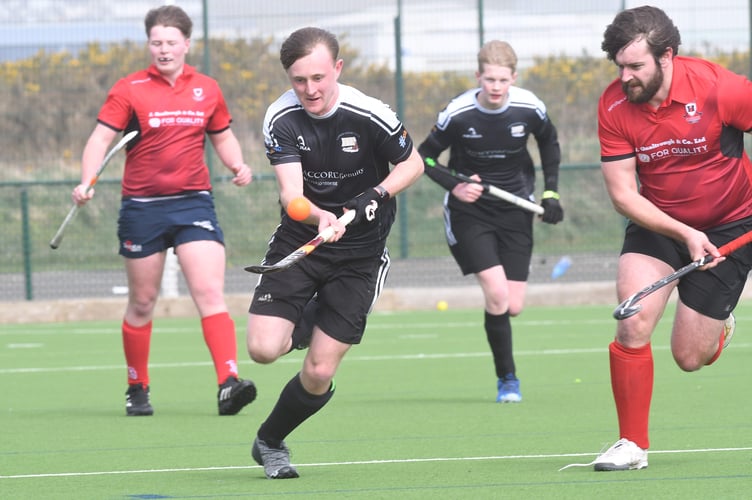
top-left (248, 232), bottom-right (390, 345)
top-left (621, 218), bottom-right (752, 319)
top-left (117, 192), bottom-right (224, 258)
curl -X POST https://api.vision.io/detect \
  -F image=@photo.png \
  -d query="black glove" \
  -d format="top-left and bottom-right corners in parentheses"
top-left (540, 191), bottom-right (564, 224)
top-left (344, 186), bottom-right (390, 225)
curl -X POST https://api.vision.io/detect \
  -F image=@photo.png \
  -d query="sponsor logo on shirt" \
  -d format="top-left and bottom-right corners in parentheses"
top-left (297, 136), bottom-right (312, 151)
top-left (148, 109), bottom-right (206, 128)
top-left (193, 87), bottom-right (205, 102)
top-left (635, 136), bottom-right (708, 163)
top-left (462, 127), bottom-right (482, 139)
top-left (399, 129), bottom-right (408, 148)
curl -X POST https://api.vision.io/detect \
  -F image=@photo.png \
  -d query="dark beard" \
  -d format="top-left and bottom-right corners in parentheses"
top-left (622, 66), bottom-right (663, 104)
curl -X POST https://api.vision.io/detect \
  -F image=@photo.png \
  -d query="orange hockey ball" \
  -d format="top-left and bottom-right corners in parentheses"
top-left (287, 196), bottom-right (311, 221)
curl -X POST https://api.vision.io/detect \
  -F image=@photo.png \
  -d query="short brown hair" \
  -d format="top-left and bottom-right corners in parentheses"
top-left (477, 40), bottom-right (517, 73)
top-left (280, 27), bottom-right (339, 70)
top-left (144, 5), bottom-right (193, 39)
top-left (602, 5), bottom-right (681, 62)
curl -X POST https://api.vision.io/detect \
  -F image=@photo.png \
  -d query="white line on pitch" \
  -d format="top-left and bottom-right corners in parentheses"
top-left (3, 446), bottom-right (751, 480)
top-left (2, 343), bottom-right (751, 375)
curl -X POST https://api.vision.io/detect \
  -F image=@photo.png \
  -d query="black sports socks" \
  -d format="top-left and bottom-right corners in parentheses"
top-left (257, 372), bottom-right (334, 447)
top-left (485, 311), bottom-right (515, 379)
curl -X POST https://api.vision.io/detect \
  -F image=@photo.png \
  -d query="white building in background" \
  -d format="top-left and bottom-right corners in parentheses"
top-left (0, 0), bottom-right (748, 71)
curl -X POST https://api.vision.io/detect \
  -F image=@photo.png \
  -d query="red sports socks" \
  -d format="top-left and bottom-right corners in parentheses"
top-left (201, 312), bottom-right (239, 385)
top-left (609, 341), bottom-right (653, 450)
top-left (122, 320), bottom-right (152, 386)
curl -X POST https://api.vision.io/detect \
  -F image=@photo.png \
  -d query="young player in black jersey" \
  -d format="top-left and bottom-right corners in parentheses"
top-left (418, 40), bottom-right (564, 403)
top-left (246, 27), bottom-right (424, 479)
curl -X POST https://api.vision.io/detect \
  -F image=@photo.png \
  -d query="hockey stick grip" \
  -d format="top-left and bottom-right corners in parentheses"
top-left (321, 209), bottom-right (356, 241)
top-left (49, 204), bottom-right (80, 249)
top-left (485, 184), bottom-right (545, 215)
top-left (718, 229), bottom-right (752, 256)
top-left (425, 160), bottom-right (544, 215)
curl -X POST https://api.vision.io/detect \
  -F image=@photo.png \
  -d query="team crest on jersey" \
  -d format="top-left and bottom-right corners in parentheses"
top-left (509, 123), bottom-right (526, 138)
top-left (340, 135), bottom-right (359, 153)
top-left (192, 88), bottom-right (205, 102)
top-left (684, 102), bottom-right (701, 124)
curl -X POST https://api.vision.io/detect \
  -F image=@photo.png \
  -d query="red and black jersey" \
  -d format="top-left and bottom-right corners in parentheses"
top-left (599, 56), bottom-right (752, 230)
top-left (97, 64), bottom-right (232, 197)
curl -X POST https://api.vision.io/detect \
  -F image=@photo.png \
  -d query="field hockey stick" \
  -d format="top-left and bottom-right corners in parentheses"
top-left (49, 130), bottom-right (138, 249)
top-left (245, 210), bottom-right (357, 274)
top-left (424, 159), bottom-right (544, 215)
top-left (613, 229), bottom-right (752, 320)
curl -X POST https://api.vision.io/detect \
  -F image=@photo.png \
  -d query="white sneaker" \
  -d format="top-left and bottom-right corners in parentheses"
top-left (593, 438), bottom-right (648, 471)
top-left (723, 312), bottom-right (735, 349)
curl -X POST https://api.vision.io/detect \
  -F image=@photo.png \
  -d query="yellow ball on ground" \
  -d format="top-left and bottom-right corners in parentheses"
top-left (436, 300), bottom-right (448, 311)
top-left (287, 196), bottom-right (311, 221)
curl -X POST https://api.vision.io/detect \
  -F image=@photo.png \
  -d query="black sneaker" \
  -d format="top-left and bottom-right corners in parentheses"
top-left (252, 437), bottom-right (299, 479)
top-left (217, 377), bottom-right (257, 416)
top-left (125, 383), bottom-right (153, 416)
top-left (290, 296), bottom-right (318, 351)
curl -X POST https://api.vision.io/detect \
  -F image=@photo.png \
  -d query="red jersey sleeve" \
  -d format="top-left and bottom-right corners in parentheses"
top-left (97, 75), bottom-right (141, 131)
top-left (718, 69), bottom-right (752, 132)
top-left (598, 82), bottom-right (634, 161)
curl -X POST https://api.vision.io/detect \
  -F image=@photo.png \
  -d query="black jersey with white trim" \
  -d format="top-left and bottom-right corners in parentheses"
top-left (263, 83), bottom-right (413, 247)
top-left (420, 86), bottom-right (560, 219)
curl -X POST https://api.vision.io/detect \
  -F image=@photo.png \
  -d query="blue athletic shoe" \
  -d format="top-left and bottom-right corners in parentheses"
top-left (496, 375), bottom-right (521, 403)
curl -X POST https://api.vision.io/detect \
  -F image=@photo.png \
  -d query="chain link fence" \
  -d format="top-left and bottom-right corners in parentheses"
top-left (2, 0), bottom-right (750, 302)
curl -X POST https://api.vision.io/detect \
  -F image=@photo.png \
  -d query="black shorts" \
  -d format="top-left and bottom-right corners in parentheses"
top-left (621, 218), bottom-right (752, 319)
top-left (248, 236), bottom-right (390, 345)
top-left (445, 206), bottom-right (533, 280)
top-left (117, 192), bottom-right (224, 258)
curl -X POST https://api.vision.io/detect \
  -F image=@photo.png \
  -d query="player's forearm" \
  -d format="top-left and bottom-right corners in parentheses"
top-left (381, 148), bottom-right (425, 197)
top-left (210, 130), bottom-right (245, 170)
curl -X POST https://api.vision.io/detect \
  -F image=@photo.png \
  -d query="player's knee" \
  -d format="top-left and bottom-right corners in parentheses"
top-left (508, 304), bottom-right (524, 317)
top-left (302, 361), bottom-right (336, 387)
top-left (127, 294), bottom-right (158, 319)
top-left (615, 319), bottom-right (653, 347)
top-left (247, 346), bottom-right (279, 365)
top-left (246, 334), bottom-right (284, 364)
top-left (672, 350), bottom-right (704, 372)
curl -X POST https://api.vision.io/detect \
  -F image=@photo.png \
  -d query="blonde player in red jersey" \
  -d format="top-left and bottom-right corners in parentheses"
top-left (73, 5), bottom-right (256, 417)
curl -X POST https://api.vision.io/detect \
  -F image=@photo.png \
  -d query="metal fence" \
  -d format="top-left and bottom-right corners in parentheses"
top-left (2, 0), bottom-right (750, 302)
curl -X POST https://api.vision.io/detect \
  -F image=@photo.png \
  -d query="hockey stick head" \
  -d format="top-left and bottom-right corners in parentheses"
top-left (613, 301), bottom-right (642, 320)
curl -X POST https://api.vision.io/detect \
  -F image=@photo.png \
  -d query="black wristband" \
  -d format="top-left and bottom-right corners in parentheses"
top-left (374, 185), bottom-right (390, 200)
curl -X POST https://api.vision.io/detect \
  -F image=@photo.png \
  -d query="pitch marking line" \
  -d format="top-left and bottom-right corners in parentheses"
top-left (3, 447), bottom-right (751, 480)
top-left (2, 343), bottom-right (751, 375)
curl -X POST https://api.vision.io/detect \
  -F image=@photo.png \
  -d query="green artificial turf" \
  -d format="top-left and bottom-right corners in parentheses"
top-left (1, 303), bottom-right (750, 499)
